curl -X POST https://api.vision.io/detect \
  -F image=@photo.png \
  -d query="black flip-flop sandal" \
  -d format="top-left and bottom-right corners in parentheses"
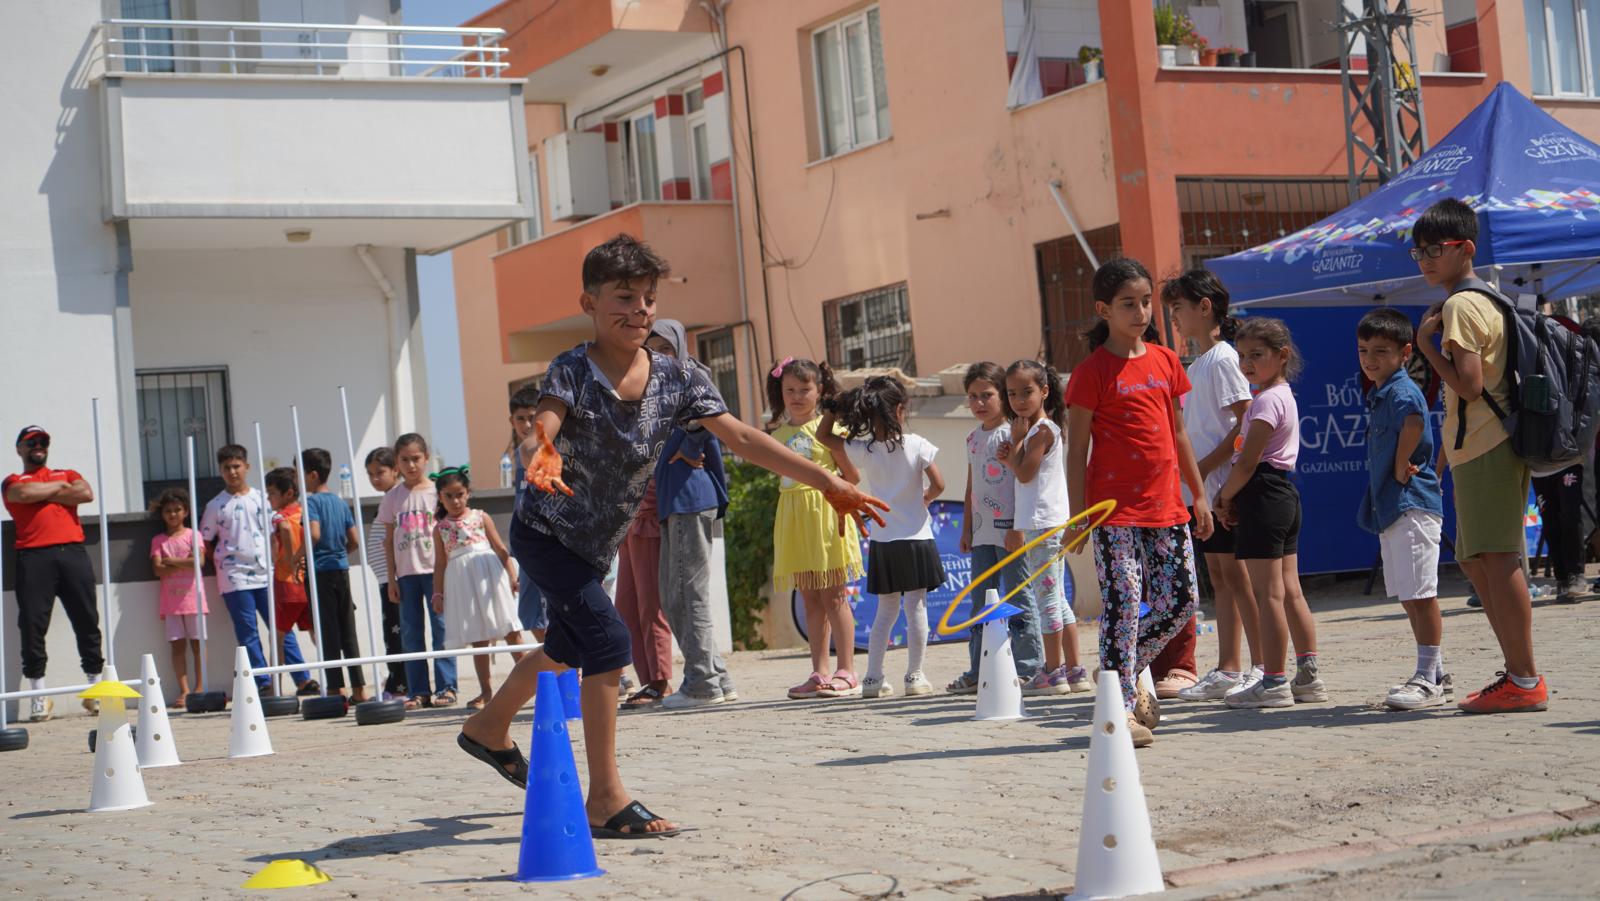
top-left (620, 686), bottom-right (664, 710)
top-left (590, 800), bottom-right (685, 840)
top-left (456, 732), bottom-right (528, 790)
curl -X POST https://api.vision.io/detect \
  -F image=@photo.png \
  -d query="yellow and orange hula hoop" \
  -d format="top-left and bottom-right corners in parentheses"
top-left (935, 499), bottom-right (1117, 636)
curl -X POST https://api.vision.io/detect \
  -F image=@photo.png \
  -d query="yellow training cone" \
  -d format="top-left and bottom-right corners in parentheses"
top-left (80, 680), bottom-right (141, 701)
top-left (81, 679), bottom-right (150, 813)
top-left (243, 859), bottom-right (331, 889)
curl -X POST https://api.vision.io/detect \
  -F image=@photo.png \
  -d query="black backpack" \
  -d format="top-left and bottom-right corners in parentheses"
top-left (1451, 276), bottom-right (1600, 469)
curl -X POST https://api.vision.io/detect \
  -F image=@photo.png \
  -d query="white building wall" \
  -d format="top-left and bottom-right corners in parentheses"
top-left (0, 1), bottom-right (135, 518)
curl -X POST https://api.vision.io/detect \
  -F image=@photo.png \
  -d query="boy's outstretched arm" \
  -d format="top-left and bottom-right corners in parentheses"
top-left (701, 413), bottom-right (889, 534)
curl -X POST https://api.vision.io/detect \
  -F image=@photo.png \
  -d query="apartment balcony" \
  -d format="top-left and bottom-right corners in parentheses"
top-left (468, 0), bottom-right (712, 102)
top-left (96, 18), bottom-right (533, 252)
top-left (494, 201), bottom-right (737, 363)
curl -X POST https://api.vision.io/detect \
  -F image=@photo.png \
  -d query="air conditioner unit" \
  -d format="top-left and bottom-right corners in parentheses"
top-left (543, 131), bottom-right (609, 221)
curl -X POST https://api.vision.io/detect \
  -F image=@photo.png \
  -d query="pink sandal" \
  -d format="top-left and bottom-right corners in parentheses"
top-left (787, 672), bottom-right (828, 700)
top-left (819, 669), bottom-right (861, 699)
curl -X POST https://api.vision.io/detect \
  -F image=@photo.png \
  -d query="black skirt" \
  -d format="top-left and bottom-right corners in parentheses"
top-left (866, 538), bottom-right (947, 595)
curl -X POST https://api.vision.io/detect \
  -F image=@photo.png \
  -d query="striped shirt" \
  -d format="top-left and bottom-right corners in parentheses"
top-left (366, 519), bottom-right (389, 584)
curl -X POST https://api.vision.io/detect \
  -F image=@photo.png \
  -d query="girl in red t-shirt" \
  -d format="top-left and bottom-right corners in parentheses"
top-left (1064, 259), bottom-right (1214, 747)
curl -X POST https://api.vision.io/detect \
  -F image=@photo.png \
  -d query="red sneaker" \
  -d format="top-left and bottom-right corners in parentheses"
top-left (1458, 672), bottom-right (1548, 714)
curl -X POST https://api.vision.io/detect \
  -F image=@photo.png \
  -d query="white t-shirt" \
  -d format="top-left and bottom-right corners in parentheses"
top-left (199, 487), bottom-right (271, 595)
top-left (966, 423), bottom-right (1016, 548)
top-left (1182, 342), bottom-right (1253, 506)
top-left (1014, 419), bottom-right (1070, 530)
top-left (842, 433), bottom-right (938, 543)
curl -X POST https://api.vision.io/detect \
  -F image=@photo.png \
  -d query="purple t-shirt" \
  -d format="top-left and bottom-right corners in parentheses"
top-left (1240, 382), bottom-right (1299, 472)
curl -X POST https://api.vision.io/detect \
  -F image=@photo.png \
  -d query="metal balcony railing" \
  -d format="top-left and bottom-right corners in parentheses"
top-left (100, 18), bottom-right (508, 79)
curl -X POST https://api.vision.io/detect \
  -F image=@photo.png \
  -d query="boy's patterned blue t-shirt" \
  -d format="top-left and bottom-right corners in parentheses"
top-left (515, 343), bottom-right (726, 570)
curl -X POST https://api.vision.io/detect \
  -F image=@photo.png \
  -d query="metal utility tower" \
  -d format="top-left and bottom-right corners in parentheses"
top-left (1338, 0), bottom-right (1430, 202)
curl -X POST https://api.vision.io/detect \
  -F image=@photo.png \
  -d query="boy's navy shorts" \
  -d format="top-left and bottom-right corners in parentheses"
top-left (509, 515), bottom-right (632, 676)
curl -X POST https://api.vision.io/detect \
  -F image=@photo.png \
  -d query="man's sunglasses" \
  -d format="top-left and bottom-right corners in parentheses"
top-left (1409, 240), bottom-right (1468, 261)
top-left (21, 437), bottom-right (49, 449)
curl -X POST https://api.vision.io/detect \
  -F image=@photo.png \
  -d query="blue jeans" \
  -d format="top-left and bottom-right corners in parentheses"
top-left (397, 573), bottom-right (455, 698)
top-left (517, 574), bottom-right (548, 632)
top-left (222, 587), bottom-right (308, 689)
top-left (963, 544), bottom-right (1044, 681)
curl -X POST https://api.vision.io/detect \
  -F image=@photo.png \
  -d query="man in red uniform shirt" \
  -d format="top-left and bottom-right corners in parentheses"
top-left (3, 426), bottom-right (103, 721)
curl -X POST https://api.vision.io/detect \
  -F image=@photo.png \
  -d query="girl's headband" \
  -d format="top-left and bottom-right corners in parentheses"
top-left (428, 464), bottom-right (469, 482)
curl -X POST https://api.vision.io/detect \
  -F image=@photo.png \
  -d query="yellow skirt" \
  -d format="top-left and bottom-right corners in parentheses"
top-left (772, 487), bottom-right (864, 592)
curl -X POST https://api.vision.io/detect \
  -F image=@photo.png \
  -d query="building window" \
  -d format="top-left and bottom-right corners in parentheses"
top-left (823, 283), bottom-right (915, 374)
top-left (621, 110), bottom-right (661, 203)
top-left (136, 367), bottom-right (232, 496)
top-left (812, 6), bottom-right (891, 158)
top-left (697, 329), bottom-right (741, 420)
top-left (119, 0), bottom-right (176, 73)
top-left (690, 122), bottom-right (713, 200)
top-left (1526, 0), bottom-right (1600, 96)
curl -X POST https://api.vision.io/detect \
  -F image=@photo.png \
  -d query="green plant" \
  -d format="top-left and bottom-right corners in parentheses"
top-left (1078, 44), bottom-right (1103, 65)
top-left (722, 458), bottom-right (777, 650)
top-left (1154, 3), bottom-right (1179, 45)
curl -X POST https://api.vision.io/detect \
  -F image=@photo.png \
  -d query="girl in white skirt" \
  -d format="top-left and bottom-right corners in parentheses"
top-left (431, 468), bottom-right (525, 709)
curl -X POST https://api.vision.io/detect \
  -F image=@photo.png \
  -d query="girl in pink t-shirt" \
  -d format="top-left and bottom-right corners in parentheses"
top-left (1215, 317), bottom-right (1324, 710)
top-left (149, 488), bottom-right (209, 706)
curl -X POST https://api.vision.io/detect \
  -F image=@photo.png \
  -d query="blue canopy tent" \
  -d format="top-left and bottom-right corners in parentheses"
top-left (1211, 82), bottom-right (1600, 308)
top-left (1203, 83), bottom-right (1589, 573)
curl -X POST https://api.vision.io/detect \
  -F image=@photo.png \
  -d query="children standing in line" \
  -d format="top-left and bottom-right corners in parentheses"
top-left (1412, 198), bottom-right (1546, 713)
top-left (1356, 308), bottom-right (1451, 709)
top-left (817, 376), bottom-right (946, 699)
top-left (1003, 359), bottom-right (1090, 695)
top-left (1216, 318), bottom-right (1326, 710)
top-left (149, 488), bottom-right (208, 707)
top-left (431, 468), bottom-right (523, 710)
top-left (508, 388), bottom-right (548, 642)
top-left (1162, 271), bottom-right (1264, 703)
top-left (1065, 259), bottom-right (1213, 748)
top-left (364, 447), bottom-right (407, 701)
top-left (302, 448), bottom-right (368, 702)
top-left (200, 445), bottom-right (310, 696)
top-left (378, 433), bottom-right (457, 710)
top-left (265, 466), bottom-right (319, 694)
top-left (769, 358), bottom-right (867, 700)
top-left (949, 362), bottom-right (1044, 694)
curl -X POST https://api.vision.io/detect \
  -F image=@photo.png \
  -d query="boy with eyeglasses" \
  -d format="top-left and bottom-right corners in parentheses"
top-left (1413, 198), bottom-right (1547, 714)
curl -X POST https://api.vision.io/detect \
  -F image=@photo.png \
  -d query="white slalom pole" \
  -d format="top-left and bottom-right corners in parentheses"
top-left (289, 407), bottom-right (327, 697)
top-left (338, 387), bottom-right (385, 696)
top-left (252, 422), bottom-right (280, 696)
top-left (185, 437), bottom-right (209, 694)
top-left (1, 511), bottom-right (9, 731)
top-left (90, 397), bottom-right (115, 671)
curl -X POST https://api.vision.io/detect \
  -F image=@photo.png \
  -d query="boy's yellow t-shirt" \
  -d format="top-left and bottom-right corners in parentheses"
top-left (1440, 289), bottom-right (1512, 466)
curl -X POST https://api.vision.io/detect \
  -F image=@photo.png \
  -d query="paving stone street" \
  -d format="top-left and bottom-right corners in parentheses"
top-left (5, 569), bottom-right (1599, 899)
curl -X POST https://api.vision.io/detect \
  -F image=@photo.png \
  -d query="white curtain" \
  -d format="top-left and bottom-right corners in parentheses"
top-left (1007, 0), bottom-right (1044, 108)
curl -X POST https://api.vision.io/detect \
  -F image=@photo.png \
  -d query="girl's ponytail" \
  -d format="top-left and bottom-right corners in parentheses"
top-left (1219, 314), bottom-right (1240, 342)
top-left (831, 376), bottom-right (906, 451)
top-left (1042, 364), bottom-right (1067, 428)
top-left (1083, 320), bottom-right (1110, 352)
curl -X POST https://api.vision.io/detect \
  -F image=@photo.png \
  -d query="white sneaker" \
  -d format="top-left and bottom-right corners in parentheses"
top-left (1385, 675), bottom-right (1446, 710)
top-left (661, 690), bottom-right (725, 710)
top-left (861, 676), bottom-right (894, 699)
top-left (903, 672), bottom-right (933, 696)
top-left (29, 696), bottom-right (53, 722)
top-left (1224, 666), bottom-right (1265, 700)
top-left (1226, 679), bottom-right (1294, 709)
top-left (1177, 668), bottom-right (1243, 701)
top-left (1022, 669), bottom-right (1069, 696)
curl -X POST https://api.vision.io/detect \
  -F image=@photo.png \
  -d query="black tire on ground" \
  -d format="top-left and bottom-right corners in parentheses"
top-left (186, 691), bottom-right (228, 713)
top-left (0, 727), bottom-right (29, 752)
top-left (261, 695), bottom-right (300, 718)
top-left (354, 699), bottom-right (406, 726)
top-left (87, 726), bottom-right (136, 753)
top-left (301, 695), bottom-right (348, 720)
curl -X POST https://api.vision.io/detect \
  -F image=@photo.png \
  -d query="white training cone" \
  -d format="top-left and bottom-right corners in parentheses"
top-left (1067, 671), bottom-right (1163, 900)
top-left (134, 653), bottom-right (181, 768)
top-left (82, 680), bottom-right (151, 813)
top-left (973, 591), bottom-right (1026, 721)
top-left (228, 646), bottom-right (273, 759)
top-left (1137, 666), bottom-right (1156, 702)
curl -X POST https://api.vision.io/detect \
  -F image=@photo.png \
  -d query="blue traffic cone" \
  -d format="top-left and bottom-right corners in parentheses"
top-left (558, 669), bottom-right (582, 722)
top-left (515, 672), bottom-right (603, 883)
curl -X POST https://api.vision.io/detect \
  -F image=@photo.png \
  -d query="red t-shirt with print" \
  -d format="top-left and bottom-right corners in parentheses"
top-left (1064, 344), bottom-right (1192, 528)
top-left (2, 467), bottom-right (87, 548)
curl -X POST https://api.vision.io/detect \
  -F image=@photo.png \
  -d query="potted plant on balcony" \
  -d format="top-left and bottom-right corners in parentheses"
top-left (1178, 29), bottom-right (1206, 67)
top-left (1154, 3), bottom-right (1180, 67)
top-left (1200, 43), bottom-right (1219, 66)
top-left (1079, 45), bottom-right (1103, 82)
top-left (1217, 46), bottom-right (1242, 67)
top-left (1241, 49), bottom-right (1258, 67)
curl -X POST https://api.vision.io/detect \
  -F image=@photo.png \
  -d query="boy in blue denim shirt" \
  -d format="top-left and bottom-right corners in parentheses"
top-left (1356, 308), bottom-right (1449, 710)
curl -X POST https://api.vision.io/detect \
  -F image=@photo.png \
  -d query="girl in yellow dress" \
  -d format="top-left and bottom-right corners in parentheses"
top-left (769, 358), bottom-right (865, 699)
